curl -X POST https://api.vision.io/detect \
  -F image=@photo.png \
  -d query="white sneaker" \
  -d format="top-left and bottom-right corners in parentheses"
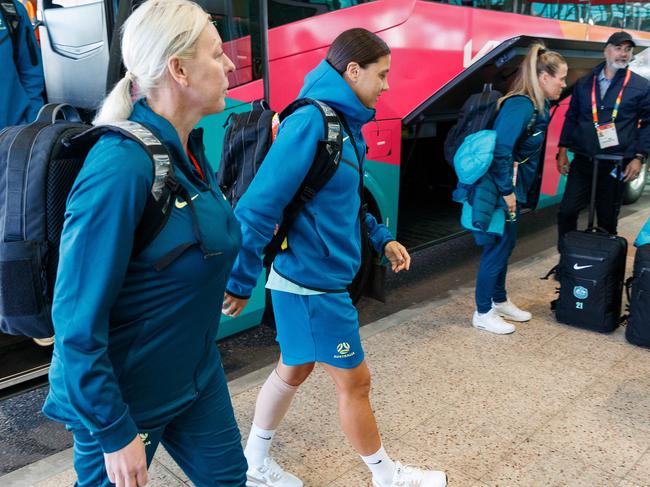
top-left (492, 299), bottom-right (532, 322)
top-left (372, 462), bottom-right (447, 487)
top-left (472, 309), bottom-right (516, 334)
top-left (246, 457), bottom-right (303, 487)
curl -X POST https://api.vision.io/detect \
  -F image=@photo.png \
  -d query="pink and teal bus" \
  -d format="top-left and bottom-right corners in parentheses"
top-left (2, 0), bottom-right (648, 393)
top-left (198, 0), bottom-right (650, 337)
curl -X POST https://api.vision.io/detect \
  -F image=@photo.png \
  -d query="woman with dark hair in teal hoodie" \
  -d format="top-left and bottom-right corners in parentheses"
top-left (223, 28), bottom-right (447, 487)
top-left (42, 1), bottom-right (247, 486)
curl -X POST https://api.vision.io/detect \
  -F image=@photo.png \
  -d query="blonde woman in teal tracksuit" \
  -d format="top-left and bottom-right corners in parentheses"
top-left (43, 1), bottom-right (247, 485)
top-left (472, 44), bottom-right (567, 335)
top-left (223, 29), bottom-right (447, 487)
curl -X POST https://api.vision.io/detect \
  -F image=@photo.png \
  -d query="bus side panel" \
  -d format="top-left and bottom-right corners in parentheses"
top-left (538, 100), bottom-right (570, 209)
top-left (376, 1), bottom-right (568, 123)
top-left (364, 160), bottom-right (400, 237)
top-left (217, 274), bottom-right (266, 340)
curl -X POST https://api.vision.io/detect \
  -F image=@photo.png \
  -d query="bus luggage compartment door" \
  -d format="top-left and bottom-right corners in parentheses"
top-left (37, 0), bottom-right (109, 110)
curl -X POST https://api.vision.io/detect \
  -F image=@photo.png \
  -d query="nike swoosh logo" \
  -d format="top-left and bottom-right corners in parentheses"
top-left (342, 136), bottom-right (349, 142)
top-left (533, 131), bottom-right (543, 136)
top-left (368, 460), bottom-right (382, 465)
top-left (175, 194), bottom-right (199, 209)
top-left (256, 435), bottom-right (272, 441)
top-left (573, 264), bottom-right (593, 270)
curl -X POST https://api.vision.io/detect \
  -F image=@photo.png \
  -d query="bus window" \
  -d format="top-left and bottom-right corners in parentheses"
top-left (625, 1), bottom-right (650, 31)
top-left (589, 0), bottom-right (627, 28)
top-left (198, 0), bottom-right (260, 88)
top-left (432, 0), bottom-right (561, 17)
top-left (268, 0), bottom-right (374, 28)
top-left (557, 0), bottom-right (589, 22)
top-left (520, 0), bottom-right (560, 18)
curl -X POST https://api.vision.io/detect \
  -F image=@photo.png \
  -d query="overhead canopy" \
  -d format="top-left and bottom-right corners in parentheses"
top-left (403, 35), bottom-right (650, 125)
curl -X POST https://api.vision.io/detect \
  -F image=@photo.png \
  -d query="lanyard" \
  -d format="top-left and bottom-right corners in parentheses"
top-left (591, 69), bottom-right (631, 128)
top-left (187, 150), bottom-right (205, 180)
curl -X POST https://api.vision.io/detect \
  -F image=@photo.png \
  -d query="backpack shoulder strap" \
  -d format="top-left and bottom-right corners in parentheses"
top-left (279, 98), bottom-right (342, 147)
top-left (278, 97), bottom-right (344, 199)
top-left (70, 121), bottom-right (177, 256)
top-left (4, 120), bottom-right (52, 242)
top-left (262, 98), bottom-right (343, 267)
top-left (525, 99), bottom-right (539, 136)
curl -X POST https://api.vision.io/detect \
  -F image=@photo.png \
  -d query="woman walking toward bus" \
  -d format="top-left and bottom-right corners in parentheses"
top-left (222, 28), bottom-right (447, 487)
top-left (471, 44), bottom-right (568, 334)
top-left (42, 1), bottom-right (248, 485)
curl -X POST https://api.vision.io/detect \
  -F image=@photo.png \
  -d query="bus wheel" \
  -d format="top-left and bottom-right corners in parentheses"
top-left (623, 162), bottom-right (647, 204)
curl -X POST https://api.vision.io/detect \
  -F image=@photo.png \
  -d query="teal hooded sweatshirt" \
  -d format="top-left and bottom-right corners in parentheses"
top-left (43, 100), bottom-right (242, 453)
top-left (226, 60), bottom-right (393, 298)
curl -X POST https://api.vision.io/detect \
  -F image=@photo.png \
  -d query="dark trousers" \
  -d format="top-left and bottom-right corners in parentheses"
top-left (557, 154), bottom-right (627, 246)
top-left (475, 219), bottom-right (518, 314)
top-left (69, 365), bottom-right (247, 487)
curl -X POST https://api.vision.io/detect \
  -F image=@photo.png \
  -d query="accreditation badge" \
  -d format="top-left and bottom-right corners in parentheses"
top-left (596, 123), bottom-right (619, 149)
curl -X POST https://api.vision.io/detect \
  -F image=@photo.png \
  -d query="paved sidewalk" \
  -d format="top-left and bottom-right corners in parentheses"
top-left (2, 210), bottom-right (649, 487)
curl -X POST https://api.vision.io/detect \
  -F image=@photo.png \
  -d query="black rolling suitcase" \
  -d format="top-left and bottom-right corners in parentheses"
top-left (625, 244), bottom-right (650, 347)
top-left (554, 155), bottom-right (628, 333)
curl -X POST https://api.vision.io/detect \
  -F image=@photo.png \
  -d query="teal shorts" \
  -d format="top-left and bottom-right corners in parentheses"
top-left (271, 290), bottom-right (364, 369)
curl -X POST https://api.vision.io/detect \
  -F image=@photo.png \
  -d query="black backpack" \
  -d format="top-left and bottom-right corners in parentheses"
top-left (625, 244), bottom-right (650, 347)
top-left (444, 88), bottom-right (539, 167)
top-left (444, 87), bottom-right (503, 166)
top-left (0, 104), bottom-right (179, 339)
top-left (0, 0), bottom-right (39, 67)
top-left (217, 98), bottom-right (344, 267)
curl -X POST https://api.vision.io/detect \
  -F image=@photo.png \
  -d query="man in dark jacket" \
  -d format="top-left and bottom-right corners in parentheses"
top-left (0, 0), bottom-right (45, 129)
top-left (556, 31), bottom-right (649, 243)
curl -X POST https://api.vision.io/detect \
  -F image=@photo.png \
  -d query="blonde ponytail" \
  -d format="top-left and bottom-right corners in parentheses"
top-left (94, 74), bottom-right (135, 124)
top-left (499, 42), bottom-right (566, 111)
top-left (93, 0), bottom-right (210, 125)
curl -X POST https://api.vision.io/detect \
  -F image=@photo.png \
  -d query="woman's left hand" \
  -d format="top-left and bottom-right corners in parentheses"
top-left (222, 293), bottom-right (248, 317)
top-left (384, 241), bottom-right (411, 273)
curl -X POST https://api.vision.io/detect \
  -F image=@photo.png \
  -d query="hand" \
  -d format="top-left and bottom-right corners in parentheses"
top-left (623, 158), bottom-right (643, 183)
top-left (556, 149), bottom-right (570, 175)
top-left (503, 193), bottom-right (517, 219)
top-left (222, 292), bottom-right (248, 317)
top-left (104, 435), bottom-right (148, 487)
top-left (384, 241), bottom-right (411, 273)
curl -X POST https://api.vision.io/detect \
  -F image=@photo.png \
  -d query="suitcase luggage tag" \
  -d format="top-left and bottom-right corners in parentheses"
top-left (609, 165), bottom-right (625, 180)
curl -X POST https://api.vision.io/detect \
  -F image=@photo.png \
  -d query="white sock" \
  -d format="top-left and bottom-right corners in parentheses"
top-left (361, 445), bottom-right (396, 486)
top-left (244, 424), bottom-right (275, 467)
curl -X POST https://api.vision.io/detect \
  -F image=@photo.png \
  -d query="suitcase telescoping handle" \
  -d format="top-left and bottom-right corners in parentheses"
top-left (587, 154), bottom-right (624, 232)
